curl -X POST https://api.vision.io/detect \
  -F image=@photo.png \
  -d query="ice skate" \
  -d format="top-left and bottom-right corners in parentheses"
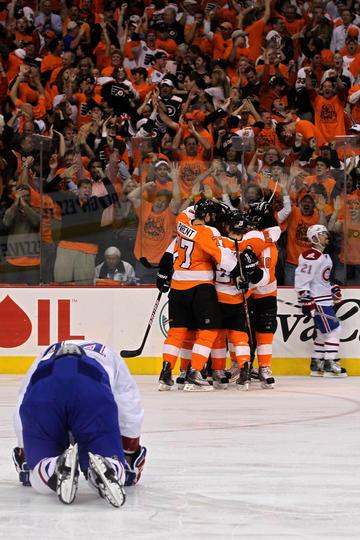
top-left (88, 453), bottom-right (126, 508)
top-left (323, 360), bottom-right (347, 378)
top-left (310, 358), bottom-right (324, 377)
top-left (236, 362), bottom-right (251, 391)
top-left (251, 366), bottom-right (260, 381)
top-left (158, 361), bottom-right (174, 391)
top-left (212, 369), bottom-right (228, 390)
top-left (259, 366), bottom-right (275, 389)
top-left (183, 368), bottom-right (214, 392)
top-left (224, 361), bottom-right (240, 384)
top-left (176, 370), bottom-right (187, 390)
top-left (56, 443), bottom-right (79, 505)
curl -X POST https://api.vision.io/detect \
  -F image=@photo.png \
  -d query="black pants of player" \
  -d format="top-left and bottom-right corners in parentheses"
top-left (168, 284), bottom-right (222, 330)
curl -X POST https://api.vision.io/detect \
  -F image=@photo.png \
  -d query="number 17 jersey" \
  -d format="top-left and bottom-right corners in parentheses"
top-left (171, 207), bottom-right (236, 291)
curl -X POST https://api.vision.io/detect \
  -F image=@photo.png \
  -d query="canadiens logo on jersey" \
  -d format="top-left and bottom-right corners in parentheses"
top-left (177, 221), bottom-right (197, 239)
top-left (322, 266), bottom-right (331, 281)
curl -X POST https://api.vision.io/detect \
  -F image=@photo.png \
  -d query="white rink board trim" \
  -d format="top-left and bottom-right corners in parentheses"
top-left (0, 288), bottom-right (359, 359)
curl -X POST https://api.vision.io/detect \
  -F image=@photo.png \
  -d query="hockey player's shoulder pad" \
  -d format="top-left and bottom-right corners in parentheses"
top-left (302, 248), bottom-right (322, 261)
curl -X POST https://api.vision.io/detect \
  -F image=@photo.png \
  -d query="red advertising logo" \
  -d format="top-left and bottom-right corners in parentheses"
top-left (0, 295), bottom-right (84, 348)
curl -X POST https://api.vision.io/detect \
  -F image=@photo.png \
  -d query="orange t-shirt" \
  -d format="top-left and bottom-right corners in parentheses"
top-left (295, 119), bottom-right (323, 147)
top-left (245, 19), bottom-right (266, 61)
top-left (211, 32), bottom-right (233, 60)
top-left (312, 93), bottom-right (346, 145)
top-left (40, 54), bottom-right (63, 73)
top-left (134, 201), bottom-right (176, 264)
top-left (286, 206), bottom-right (320, 265)
top-left (178, 155), bottom-right (208, 199)
top-left (155, 37), bottom-right (177, 56)
top-left (305, 176), bottom-right (336, 202)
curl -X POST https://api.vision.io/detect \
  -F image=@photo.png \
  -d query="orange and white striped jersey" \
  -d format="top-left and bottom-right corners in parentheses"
top-left (251, 241), bottom-right (278, 299)
top-left (171, 207), bottom-right (236, 291)
top-left (215, 231), bottom-right (271, 304)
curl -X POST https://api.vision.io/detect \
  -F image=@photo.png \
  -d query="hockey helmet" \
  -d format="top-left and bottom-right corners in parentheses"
top-left (54, 343), bottom-right (85, 358)
top-left (194, 198), bottom-right (228, 226)
top-left (226, 210), bottom-right (251, 234)
top-left (306, 224), bottom-right (329, 245)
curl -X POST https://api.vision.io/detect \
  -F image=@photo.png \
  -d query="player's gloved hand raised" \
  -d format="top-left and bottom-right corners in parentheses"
top-left (156, 272), bottom-right (171, 293)
top-left (298, 291), bottom-right (315, 318)
top-left (331, 284), bottom-right (342, 303)
top-left (124, 446), bottom-right (147, 486)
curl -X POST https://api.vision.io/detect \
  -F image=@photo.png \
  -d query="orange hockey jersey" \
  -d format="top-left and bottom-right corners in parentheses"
top-left (171, 207), bottom-right (236, 291)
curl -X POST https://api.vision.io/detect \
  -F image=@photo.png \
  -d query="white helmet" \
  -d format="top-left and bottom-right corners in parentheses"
top-left (307, 224), bottom-right (328, 245)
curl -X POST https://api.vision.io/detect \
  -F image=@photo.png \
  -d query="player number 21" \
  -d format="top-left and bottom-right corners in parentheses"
top-left (300, 263), bottom-right (312, 274)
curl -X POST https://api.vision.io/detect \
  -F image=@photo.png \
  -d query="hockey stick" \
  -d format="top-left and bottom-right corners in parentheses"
top-left (234, 240), bottom-right (253, 389)
top-left (120, 290), bottom-right (163, 358)
top-left (277, 298), bottom-right (358, 322)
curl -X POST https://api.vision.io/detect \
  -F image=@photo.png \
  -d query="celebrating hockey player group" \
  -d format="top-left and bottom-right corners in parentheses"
top-left (156, 193), bottom-right (347, 391)
top-left (156, 193), bottom-right (282, 392)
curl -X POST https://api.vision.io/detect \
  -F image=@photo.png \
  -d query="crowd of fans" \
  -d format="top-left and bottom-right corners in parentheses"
top-left (0, 0), bottom-right (359, 287)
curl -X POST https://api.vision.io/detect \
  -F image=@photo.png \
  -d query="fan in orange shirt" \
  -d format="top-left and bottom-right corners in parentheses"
top-left (305, 68), bottom-right (347, 145)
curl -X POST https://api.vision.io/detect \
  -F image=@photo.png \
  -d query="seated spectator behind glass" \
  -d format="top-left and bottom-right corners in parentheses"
top-left (95, 246), bottom-right (137, 286)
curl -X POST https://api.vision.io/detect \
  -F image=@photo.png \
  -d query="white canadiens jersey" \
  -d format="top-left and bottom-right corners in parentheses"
top-left (294, 248), bottom-right (333, 305)
top-left (14, 340), bottom-right (144, 446)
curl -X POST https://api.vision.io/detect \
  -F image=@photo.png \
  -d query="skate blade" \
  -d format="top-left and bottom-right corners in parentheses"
top-left (158, 382), bottom-right (173, 391)
top-left (323, 372), bottom-right (348, 378)
top-left (57, 444), bottom-right (79, 505)
top-left (88, 453), bottom-right (126, 508)
top-left (260, 381), bottom-right (274, 389)
top-left (310, 371), bottom-right (324, 377)
top-left (213, 381), bottom-right (228, 390)
top-left (236, 382), bottom-right (250, 391)
top-left (183, 383), bottom-right (214, 392)
top-left (177, 384), bottom-right (185, 391)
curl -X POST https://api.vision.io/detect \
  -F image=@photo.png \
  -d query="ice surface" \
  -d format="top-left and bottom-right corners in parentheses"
top-left (1, 375), bottom-right (360, 540)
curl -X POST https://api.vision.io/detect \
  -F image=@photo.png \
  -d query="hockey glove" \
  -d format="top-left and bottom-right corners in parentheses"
top-left (12, 447), bottom-right (31, 487)
top-left (156, 272), bottom-right (171, 293)
top-left (235, 277), bottom-right (249, 292)
top-left (298, 291), bottom-right (315, 318)
top-left (240, 248), bottom-right (263, 284)
top-left (331, 285), bottom-right (342, 304)
top-left (124, 446), bottom-right (147, 486)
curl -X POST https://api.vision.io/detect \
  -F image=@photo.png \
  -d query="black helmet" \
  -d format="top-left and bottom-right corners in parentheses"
top-left (194, 198), bottom-right (229, 226)
top-left (226, 210), bottom-right (251, 234)
top-left (247, 200), bottom-right (278, 230)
